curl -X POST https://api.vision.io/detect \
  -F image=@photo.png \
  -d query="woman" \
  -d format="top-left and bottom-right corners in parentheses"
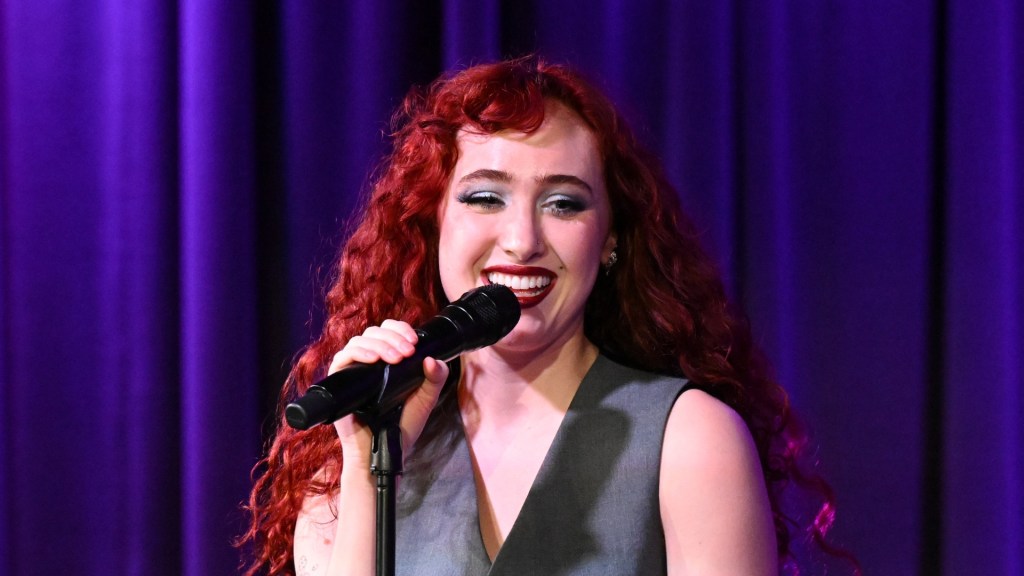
top-left (242, 57), bottom-right (848, 575)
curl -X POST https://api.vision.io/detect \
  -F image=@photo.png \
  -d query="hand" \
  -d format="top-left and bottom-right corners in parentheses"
top-left (328, 319), bottom-right (449, 461)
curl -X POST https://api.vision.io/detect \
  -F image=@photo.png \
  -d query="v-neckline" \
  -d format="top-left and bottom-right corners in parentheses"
top-left (460, 354), bottom-right (606, 571)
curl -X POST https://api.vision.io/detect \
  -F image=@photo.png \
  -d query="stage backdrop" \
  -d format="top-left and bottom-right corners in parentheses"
top-left (1, 1), bottom-right (1020, 574)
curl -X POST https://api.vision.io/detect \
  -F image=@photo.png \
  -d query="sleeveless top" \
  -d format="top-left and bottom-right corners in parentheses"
top-left (395, 354), bottom-right (691, 576)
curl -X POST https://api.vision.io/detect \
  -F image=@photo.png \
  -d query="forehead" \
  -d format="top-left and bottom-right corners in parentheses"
top-left (451, 103), bottom-right (603, 181)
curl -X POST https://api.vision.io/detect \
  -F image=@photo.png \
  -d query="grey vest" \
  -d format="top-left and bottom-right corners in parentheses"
top-left (395, 355), bottom-right (690, 575)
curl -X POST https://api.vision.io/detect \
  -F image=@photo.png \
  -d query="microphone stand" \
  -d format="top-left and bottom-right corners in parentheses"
top-left (369, 407), bottom-right (403, 576)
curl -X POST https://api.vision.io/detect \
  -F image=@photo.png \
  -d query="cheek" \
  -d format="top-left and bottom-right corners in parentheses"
top-left (554, 222), bottom-right (607, 272)
top-left (436, 227), bottom-right (461, 299)
top-left (437, 212), bottom-right (489, 298)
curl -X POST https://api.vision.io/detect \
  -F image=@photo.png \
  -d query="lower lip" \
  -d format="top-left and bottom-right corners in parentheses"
top-left (485, 279), bottom-right (555, 309)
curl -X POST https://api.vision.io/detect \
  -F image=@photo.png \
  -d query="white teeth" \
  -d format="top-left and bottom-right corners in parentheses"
top-left (487, 272), bottom-right (552, 291)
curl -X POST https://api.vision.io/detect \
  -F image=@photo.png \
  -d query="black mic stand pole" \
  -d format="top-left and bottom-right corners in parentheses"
top-left (369, 407), bottom-right (403, 576)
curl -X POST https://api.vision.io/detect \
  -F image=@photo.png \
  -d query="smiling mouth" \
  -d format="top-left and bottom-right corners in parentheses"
top-left (483, 268), bottom-right (556, 308)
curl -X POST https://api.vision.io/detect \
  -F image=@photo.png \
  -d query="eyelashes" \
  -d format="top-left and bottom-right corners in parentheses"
top-left (456, 190), bottom-right (504, 210)
top-left (544, 195), bottom-right (586, 216)
top-left (456, 190), bottom-right (589, 217)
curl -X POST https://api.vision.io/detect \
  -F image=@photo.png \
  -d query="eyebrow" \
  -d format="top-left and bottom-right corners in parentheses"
top-left (458, 169), bottom-right (593, 193)
top-left (540, 174), bottom-right (593, 193)
top-left (459, 169), bottom-right (513, 184)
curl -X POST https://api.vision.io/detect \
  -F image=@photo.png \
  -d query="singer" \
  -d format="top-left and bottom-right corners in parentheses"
top-left (241, 57), bottom-right (853, 575)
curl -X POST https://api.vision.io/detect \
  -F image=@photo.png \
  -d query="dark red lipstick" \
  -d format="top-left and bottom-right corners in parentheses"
top-left (481, 265), bottom-right (557, 309)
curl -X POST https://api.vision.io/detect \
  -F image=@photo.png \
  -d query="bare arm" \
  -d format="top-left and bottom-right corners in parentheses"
top-left (293, 320), bottom-right (448, 576)
top-left (660, 390), bottom-right (778, 576)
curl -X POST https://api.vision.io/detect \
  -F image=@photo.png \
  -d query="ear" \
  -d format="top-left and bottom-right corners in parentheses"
top-left (601, 232), bottom-right (618, 266)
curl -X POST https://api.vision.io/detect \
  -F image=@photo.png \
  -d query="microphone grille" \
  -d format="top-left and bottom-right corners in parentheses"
top-left (453, 284), bottom-right (521, 345)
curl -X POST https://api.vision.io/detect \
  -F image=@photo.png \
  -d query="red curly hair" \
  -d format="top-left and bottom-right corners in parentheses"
top-left (239, 56), bottom-right (857, 575)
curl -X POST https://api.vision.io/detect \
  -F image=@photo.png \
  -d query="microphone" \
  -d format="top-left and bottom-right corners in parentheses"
top-left (285, 284), bottom-right (520, 430)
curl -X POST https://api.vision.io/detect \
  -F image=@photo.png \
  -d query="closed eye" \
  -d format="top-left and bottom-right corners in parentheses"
top-left (456, 190), bottom-right (506, 212)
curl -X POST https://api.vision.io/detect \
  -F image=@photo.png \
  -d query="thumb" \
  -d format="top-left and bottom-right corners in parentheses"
top-left (398, 357), bottom-right (450, 452)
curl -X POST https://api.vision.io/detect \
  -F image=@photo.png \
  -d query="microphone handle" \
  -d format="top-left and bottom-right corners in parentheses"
top-left (364, 315), bottom-right (463, 417)
top-left (284, 313), bottom-right (465, 430)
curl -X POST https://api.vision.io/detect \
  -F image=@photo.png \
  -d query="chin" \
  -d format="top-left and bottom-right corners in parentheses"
top-left (487, 320), bottom-right (544, 349)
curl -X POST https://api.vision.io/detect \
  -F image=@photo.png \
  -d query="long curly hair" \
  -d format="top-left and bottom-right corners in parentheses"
top-left (239, 56), bottom-right (857, 575)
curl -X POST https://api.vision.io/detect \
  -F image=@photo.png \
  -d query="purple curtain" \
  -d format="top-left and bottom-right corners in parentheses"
top-left (1, 1), bottom-right (1020, 574)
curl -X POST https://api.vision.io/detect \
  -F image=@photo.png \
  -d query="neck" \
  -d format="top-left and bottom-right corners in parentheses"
top-left (458, 327), bottom-right (599, 427)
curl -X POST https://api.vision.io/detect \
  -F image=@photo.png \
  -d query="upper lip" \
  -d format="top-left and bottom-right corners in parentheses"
top-left (482, 265), bottom-right (556, 278)
top-left (482, 265), bottom-right (556, 308)
top-left (482, 265), bottom-right (557, 292)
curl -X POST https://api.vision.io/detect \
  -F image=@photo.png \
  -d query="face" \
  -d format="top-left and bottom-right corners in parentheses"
top-left (437, 102), bottom-right (617, 354)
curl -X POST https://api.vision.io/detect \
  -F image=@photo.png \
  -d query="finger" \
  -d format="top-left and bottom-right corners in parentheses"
top-left (379, 319), bottom-right (419, 345)
top-left (360, 326), bottom-right (416, 357)
top-left (333, 413), bottom-right (373, 456)
top-left (353, 326), bottom-right (414, 356)
top-left (327, 338), bottom-right (405, 374)
top-left (328, 343), bottom-right (384, 373)
top-left (421, 357), bottom-right (450, 387)
top-left (398, 358), bottom-right (448, 417)
top-left (328, 343), bottom-right (375, 374)
top-left (398, 358), bottom-right (449, 451)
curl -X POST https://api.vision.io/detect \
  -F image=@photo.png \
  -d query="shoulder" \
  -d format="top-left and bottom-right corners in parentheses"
top-left (662, 389), bottom-right (757, 471)
top-left (660, 390), bottom-right (766, 506)
top-left (659, 389), bottom-right (778, 574)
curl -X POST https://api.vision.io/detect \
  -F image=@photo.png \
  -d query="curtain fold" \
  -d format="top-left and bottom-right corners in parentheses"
top-left (178, 2), bottom-right (260, 573)
top-left (943, 0), bottom-right (1023, 571)
top-left (101, 2), bottom-right (183, 572)
top-left (1, 2), bottom-right (1020, 574)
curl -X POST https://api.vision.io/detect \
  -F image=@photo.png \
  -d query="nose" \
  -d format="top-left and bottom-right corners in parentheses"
top-left (498, 205), bottom-right (545, 262)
